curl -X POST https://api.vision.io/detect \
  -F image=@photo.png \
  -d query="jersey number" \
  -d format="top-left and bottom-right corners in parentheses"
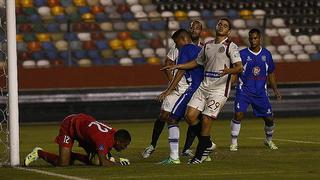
top-left (63, 135), bottom-right (70, 144)
top-left (88, 121), bottom-right (112, 133)
top-left (208, 100), bottom-right (220, 110)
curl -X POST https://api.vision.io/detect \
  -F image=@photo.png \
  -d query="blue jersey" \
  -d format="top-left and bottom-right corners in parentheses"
top-left (236, 47), bottom-right (275, 97)
top-left (170, 44), bottom-right (203, 120)
top-left (177, 44), bottom-right (204, 91)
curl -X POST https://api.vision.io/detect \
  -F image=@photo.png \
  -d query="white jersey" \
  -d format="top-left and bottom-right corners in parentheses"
top-left (167, 41), bottom-right (204, 93)
top-left (196, 38), bottom-right (241, 97)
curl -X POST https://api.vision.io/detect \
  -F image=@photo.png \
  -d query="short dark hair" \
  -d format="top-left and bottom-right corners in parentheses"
top-left (249, 28), bottom-right (261, 36)
top-left (219, 17), bottom-right (232, 30)
top-left (115, 129), bottom-right (131, 142)
top-left (190, 20), bottom-right (203, 30)
top-left (171, 28), bottom-right (191, 40)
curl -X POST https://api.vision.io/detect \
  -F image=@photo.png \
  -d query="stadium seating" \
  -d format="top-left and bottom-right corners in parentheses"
top-left (14, 0), bottom-right (320, 68)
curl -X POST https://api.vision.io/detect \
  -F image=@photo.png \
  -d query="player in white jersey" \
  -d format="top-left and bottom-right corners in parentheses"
top-left (142, 20), bottom-right (204, 158)
top-left (162, 18), bottom-right (243, 164)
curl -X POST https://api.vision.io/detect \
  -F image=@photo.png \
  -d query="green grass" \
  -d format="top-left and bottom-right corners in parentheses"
top-left (1, 117), bottom-right (320, 179)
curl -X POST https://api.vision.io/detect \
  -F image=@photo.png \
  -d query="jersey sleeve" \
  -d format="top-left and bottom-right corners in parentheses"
top-left (195, 45), bottom-right (206, 65)
top-left (178, 44), bottom-right (200, 64)
top-left (229, 42), bottom-right (242, 64)
top-left (167, 44), bottom-right (178, 62)
top-left (266, 50), bottom-right (275, 73)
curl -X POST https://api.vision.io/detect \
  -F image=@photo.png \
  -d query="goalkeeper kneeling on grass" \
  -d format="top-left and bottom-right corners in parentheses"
top-left (24, 113), bottom-right (131, 166)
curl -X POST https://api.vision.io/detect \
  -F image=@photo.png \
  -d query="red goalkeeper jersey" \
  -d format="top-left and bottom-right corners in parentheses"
top-left (71, 113), bottom-right (116, 155)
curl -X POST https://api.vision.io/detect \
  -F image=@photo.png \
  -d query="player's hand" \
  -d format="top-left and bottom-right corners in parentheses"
top-left (274, 90), bottom-right (282, 101)
top-left (160, 65), bottom-right (177, 71)
top-left (119, 158), bottom-right (130, 166)
top-left (157, 90), bottom-right (170, 102)
top-left (219, 64), bottom-right (230, 76)
top-left (107, 153), bottom-right (116, 162)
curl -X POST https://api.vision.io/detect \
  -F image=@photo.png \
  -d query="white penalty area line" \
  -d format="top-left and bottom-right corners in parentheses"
top-left (14, 167), bottom-right (91, 180)
top-left (248, 137), bottom-right (320, 145)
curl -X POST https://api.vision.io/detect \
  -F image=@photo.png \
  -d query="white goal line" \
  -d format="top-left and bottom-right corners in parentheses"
top-left (14, 167), bottom-right (91, 180)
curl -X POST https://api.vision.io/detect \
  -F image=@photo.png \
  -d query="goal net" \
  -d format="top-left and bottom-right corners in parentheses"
top-left (0, 0), bottom-right (20, 166)
top-left (0, 0), bottom-right (9, 166)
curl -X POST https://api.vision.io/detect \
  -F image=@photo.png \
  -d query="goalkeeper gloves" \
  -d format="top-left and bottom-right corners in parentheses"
top-left (119, 158), bottom-right (130, 166)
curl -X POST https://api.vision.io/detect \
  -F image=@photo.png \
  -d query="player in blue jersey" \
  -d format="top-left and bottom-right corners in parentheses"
top-left (157, 29), bottom-right (204, 164)
top-left (142, 21), bottom-right (203, 159)
top-left (229, 28), bottom-right (282, 151)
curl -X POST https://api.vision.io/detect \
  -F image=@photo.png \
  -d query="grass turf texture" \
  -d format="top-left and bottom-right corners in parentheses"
top-left (1, 117), bottom-right (320, 179)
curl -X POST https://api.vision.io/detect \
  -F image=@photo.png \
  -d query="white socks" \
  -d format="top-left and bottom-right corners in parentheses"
top-left (168, 124), bottom-right (179, 160)
top-left (264, 125), bottom-right (275, 142)
top-left (231, 119), bottom-right (241, 145)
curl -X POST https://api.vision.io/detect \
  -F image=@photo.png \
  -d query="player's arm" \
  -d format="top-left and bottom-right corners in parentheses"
top-left (268, 72), bottom-right (282, 100)
top-left (157, 69), bottom-right (185, 102)
top-left (219, 62), bottom-right (243, 76)
top-left (231, 74), bottom-right (238, 86)
top-left (97, 151), bottom-right (116, 166)
top-left (161, 60), bottom-right (198, 71)
top-left (163, 57), bottom-right (175, 82)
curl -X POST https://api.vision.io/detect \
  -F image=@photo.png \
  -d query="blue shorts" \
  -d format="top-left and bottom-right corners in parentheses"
top-left (234, 92), bottom-right (273, 117)
top-left (170, 88), bottom-right (196, 120)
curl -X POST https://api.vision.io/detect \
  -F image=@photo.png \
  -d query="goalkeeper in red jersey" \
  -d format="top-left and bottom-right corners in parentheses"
top-left (24, 113), bottom-right (131, 166)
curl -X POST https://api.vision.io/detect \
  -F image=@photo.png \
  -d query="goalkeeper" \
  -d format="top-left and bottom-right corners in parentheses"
top-left (24, 113), bottom-right (131, 166)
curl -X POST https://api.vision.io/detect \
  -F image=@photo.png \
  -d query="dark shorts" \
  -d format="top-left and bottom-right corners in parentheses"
top-left (234, 92), bottom-right (273, 118)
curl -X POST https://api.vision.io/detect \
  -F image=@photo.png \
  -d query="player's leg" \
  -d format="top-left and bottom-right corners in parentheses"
top-left (70, 152), bottom-right (90, 165)
top-left (190, 115), bottom-right (215, 163)
top-left (57, 145), bottom-right (72, 166)
top-left (184, 89), bottom-right (205, 139)
top-left (142, 91), bottom-right (181, 158)
top-left (150, 113), bottom-right (167, 148)
top-left (263, 116), bottom-right (278, 149)
top-left (189, 94), bottom-right (227, 164)
top-left (181, 124), bottom-right (196, 157)
top-left (252, 96), bottom-right (278, 149)
top-left (230, 93), bottom-right (249, 151)
top-left (161, 91), bottom-right (195, 164)
top-left (230, 112), bottom-right (244, 151)
top-left (142, 110), bottom-right (169, 158)
top-left (159, 117), bottom-right (181, 165)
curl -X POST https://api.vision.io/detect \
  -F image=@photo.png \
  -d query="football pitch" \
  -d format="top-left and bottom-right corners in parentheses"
top-left (1, 117), bottom-right (320, 179)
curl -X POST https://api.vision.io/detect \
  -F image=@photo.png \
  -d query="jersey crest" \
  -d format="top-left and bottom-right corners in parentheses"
top-left (218, 46), bottom-right (225, 53)
top-left (253, 66), bottom-right (261, 76)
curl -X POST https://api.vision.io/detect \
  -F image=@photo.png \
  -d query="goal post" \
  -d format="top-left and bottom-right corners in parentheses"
top-left (7, 0), bottom-right (20, 166)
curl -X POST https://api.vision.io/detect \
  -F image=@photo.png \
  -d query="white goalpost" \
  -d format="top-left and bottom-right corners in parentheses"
top-left (6, 0), bottom-right (19, 166)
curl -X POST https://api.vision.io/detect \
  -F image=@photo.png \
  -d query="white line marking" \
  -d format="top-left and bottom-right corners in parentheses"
top-left (248, 137), bottom-right (320, 145)
top-left (15, 167), bottom-right (91, 180)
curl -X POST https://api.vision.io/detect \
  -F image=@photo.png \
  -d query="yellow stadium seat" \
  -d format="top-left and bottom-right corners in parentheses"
top-left (123, 39), bottom-right (137, 50)
top-left (109, 39), bottom-right (123, 50)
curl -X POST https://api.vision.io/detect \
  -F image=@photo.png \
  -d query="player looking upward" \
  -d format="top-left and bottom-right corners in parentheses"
top-left (162, 17), bottom-right (243, 164)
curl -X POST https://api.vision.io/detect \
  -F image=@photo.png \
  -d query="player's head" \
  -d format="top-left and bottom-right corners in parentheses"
top-left (189, 20), bottom-right (202, 42)
top-left (248, 28), bottom-right (262, 49)
top-left (171, 28), bottom-right (192, 48)
top-left (113, 129), bottom-right (131, 152)
top-left (215, 17), bottom-right (232, 37)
